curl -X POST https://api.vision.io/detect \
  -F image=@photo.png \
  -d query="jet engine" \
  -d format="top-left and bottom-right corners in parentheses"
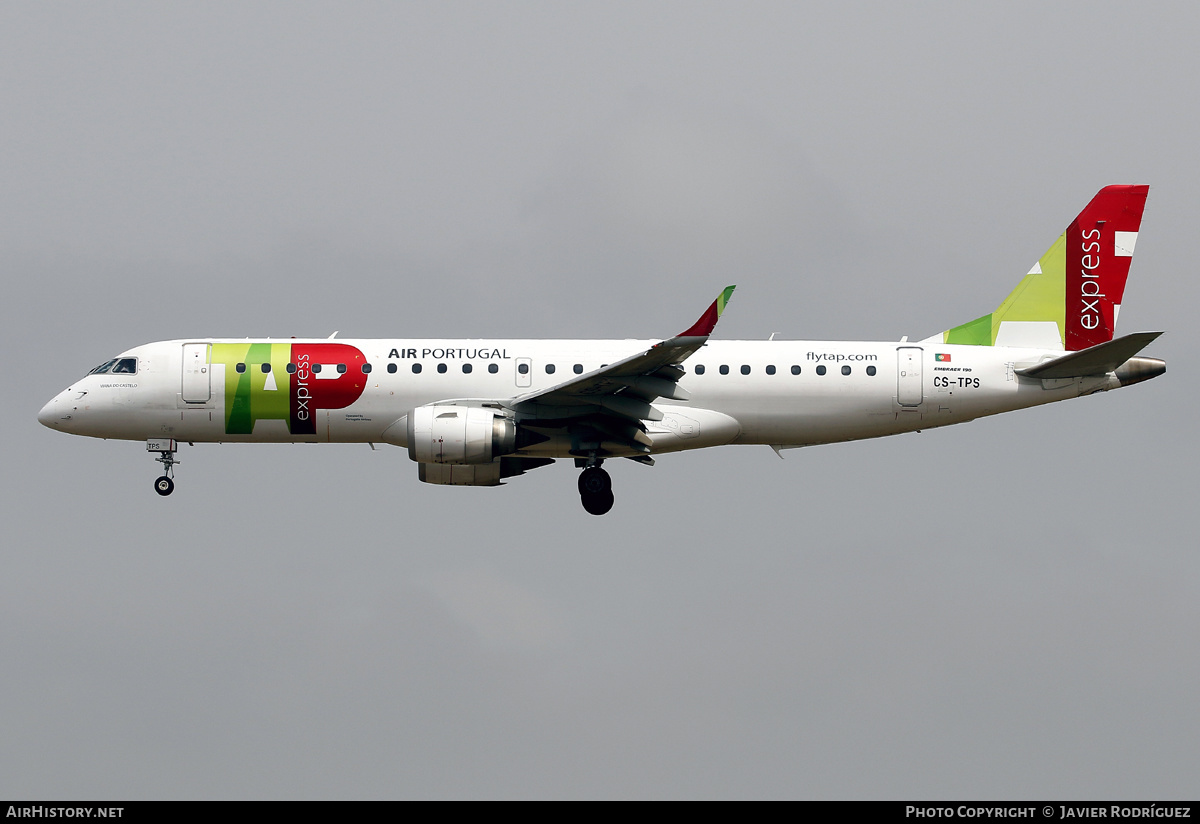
top-left (407, 405), bottom-right (517, 465)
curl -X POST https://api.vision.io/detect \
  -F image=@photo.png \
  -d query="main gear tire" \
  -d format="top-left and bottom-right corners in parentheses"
top-left (581, 489), bottom-right (614, 515)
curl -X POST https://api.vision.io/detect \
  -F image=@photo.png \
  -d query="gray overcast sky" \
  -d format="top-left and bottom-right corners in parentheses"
top-left (2, 1), bottom-right (1196, 799)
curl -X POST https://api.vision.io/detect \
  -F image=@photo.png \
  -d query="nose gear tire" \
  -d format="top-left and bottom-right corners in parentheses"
top-left (578, 466), bottom-right (612, 495)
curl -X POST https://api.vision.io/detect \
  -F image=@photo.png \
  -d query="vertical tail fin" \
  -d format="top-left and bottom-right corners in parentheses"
top-left (927, 185), bottom-right (1149, 351)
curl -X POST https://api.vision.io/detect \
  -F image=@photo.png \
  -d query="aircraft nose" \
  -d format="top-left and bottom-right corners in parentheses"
top-left (38, 395), bottom-right (62, 429)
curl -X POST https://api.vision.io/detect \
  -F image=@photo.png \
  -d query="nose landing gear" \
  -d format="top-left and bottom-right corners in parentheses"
top-left (578, 462), bottom-right (614, 515)
top-left (148, 438), bottom-right (178, 497)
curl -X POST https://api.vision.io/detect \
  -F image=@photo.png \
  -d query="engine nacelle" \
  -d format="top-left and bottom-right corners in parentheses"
top-left (407, 405), bottom-right (517, 465)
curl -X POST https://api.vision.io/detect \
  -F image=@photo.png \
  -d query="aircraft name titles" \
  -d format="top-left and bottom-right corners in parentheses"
top-left (388, 347), bottom-right (512, 360)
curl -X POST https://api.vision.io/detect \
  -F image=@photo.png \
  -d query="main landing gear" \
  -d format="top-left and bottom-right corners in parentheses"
top-left (148, 438), bottom-right (178, 497)
top-left (578, 461), bottom-right (614, 515)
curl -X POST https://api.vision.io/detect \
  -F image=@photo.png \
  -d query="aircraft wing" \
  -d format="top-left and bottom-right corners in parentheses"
top-left (503, 286), bottom-right (735, 456)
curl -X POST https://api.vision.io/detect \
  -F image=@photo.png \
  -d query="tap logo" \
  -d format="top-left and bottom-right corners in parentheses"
top-left (210, 343), bottom-right (367, 435)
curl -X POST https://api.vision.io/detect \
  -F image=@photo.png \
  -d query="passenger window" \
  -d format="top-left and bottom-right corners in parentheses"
top-left (740, 365), bottom-right (751, 375)
top-left (867, 365), bottom-right (877, 376)
top-left (236, 363), bottom-right (246, 374)
top-left (312, 364), bottom-right (322, 373)
top-left (816, 365), bottom-right (827, 375)
top-left (286, 363), bottom-right (297, 374)
top-left (462, 363), bottom-right (472, 374)
top-left (488, 363), bottom-right (499, 374)
top-left (387, 363), bottom-right (397, 374)
top-left (261, 363), bottom-right (271, 374)
top-left (546, 364), bottom-right (556, 374)
top-left (337, 363), bottom-right (347, 374)
top-left (791, 365), bottom-right (801, 375)
top-left (518, 363), bottom-right (529, 375)
top-left (112, 358), bottom-right (137, 374)
top-left (766, 365), bottom-right (776, 375)
top-left (842, 365), bottom-right (851, 375)
top-left (437, 363), bottom-right (447, 374)
top-left (574, 364), bottom-right (583, 374)
top-left (361, 363), bottom-right (372, 374)
top-left (719, 365), bottom-right (729, 375)
top-left (412, 363), bottom-right (422, 374)
top-left (695, 365), bottom-right (706, 375)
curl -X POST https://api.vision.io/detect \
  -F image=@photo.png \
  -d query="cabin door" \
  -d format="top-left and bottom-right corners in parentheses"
top-left (896, 347), bottom-right (923, 407)
top-left (181, 343), bottom-right (211, 403)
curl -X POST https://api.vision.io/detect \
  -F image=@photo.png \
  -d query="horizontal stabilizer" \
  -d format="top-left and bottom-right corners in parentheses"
top-left (1015, 331), bottom-right (1162, 379)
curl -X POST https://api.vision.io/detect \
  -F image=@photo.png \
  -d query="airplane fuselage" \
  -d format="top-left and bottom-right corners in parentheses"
top-left (38, 336), bottom-right (1136, 455)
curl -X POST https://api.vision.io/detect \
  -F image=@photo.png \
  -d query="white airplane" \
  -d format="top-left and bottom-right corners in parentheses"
top-left (39, 185), bottom-right (1164, 514)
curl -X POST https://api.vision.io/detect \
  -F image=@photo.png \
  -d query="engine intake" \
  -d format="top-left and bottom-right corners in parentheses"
top-left (407, 405), bottom-right (517, 465)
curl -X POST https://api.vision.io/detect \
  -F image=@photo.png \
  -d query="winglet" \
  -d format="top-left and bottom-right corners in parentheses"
top-left (678, 286), bottom-right (736, 338)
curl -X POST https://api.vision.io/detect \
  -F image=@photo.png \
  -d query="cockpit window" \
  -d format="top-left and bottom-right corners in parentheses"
top-left (88, 359), bottom-right (118, 375)
top-left (111, 358), bottom-right (137, 374)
